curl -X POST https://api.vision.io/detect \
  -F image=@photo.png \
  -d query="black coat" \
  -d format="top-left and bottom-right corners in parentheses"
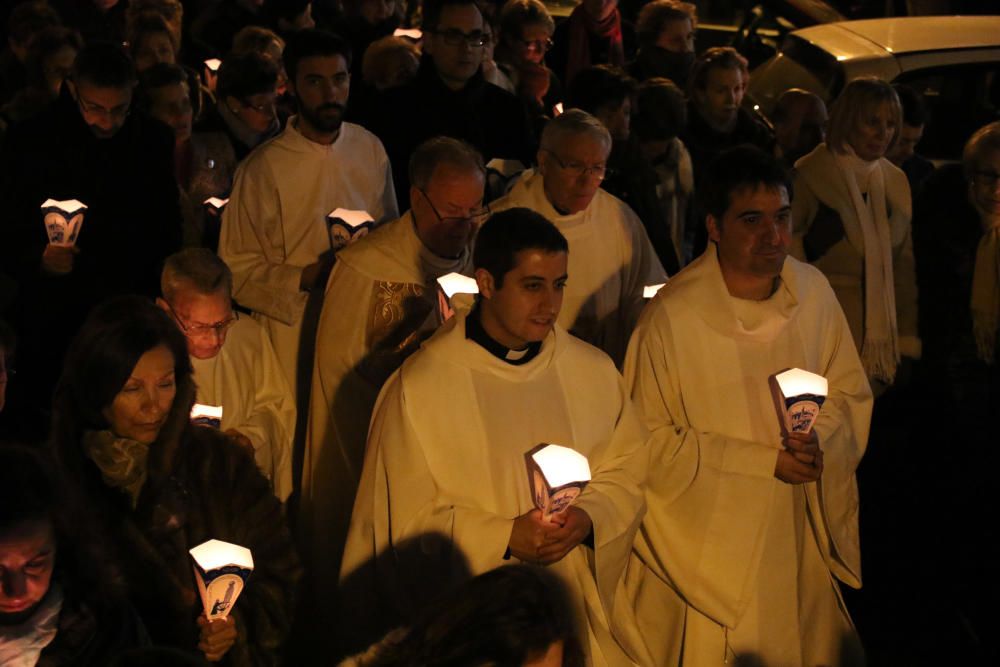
top-left (365, 57), bottom-right (536, 208)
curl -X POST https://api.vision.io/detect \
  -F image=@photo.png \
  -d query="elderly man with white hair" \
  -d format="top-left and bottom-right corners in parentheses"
top-left (492, 109), bottom-right (667, 365)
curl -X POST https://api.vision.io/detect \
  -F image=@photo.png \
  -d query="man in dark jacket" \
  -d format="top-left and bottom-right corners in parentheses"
top-left (366, 0), bottom-right (535, 208)
top-left (0, 41), bottom-right (181, 412)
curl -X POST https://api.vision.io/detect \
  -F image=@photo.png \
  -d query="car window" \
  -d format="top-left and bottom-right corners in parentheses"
top-left (895, 65), bottom-right (1000, 161)
top-left (746, 34), bottom-right (843, 117)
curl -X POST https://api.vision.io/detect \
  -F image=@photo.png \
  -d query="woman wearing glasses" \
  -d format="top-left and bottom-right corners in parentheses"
top-left (50, 296), bottom-right (300, 666)
top-left (494, 0), bottom-right (562, 118)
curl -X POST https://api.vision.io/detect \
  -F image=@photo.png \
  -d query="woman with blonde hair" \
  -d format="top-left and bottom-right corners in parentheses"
top-left (792, 76), bottom-right (920, 387)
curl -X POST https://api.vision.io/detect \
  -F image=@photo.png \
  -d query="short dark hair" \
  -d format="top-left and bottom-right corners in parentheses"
top-left (217, 51), bottom-right (279, 101)
top-left (688, 46), bottom-right (746, 95)
top-left (699, 145), bottom-right (791, 222)
top-left (474, 208), bottom-right (568, 288)
top-left (566, 65), bottom-right (636, 115)
top-left (72, 41), bottom-right (136, 89)
top-left (636, 0), bottom-right (697, 50)
top-left (283, 29), bottom-right (353, 82)
top-left (893, 83), bottom-right (928, 128)
top-left (409, 136), bottom-right (485, 191)
top-left (633, 77), bottom-right (686, 142)
top-left (423, 0), bottom-right (482, 32)
top-left (366, 565), bottom-right (583, 666)
top-left (139, 61), bottom-right (187, 93)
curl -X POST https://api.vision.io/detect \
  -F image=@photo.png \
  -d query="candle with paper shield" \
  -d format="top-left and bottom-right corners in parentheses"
top-left (204, 59), bottom-right (222, 73)
top-left (525, 444), bottom-right (591, 522)
top-left (393, 28), bottom-right (422, 40)
top-left (203, 197), bottom-right (229, 215)
top-left (41, 199), bottom-right (87, 246)
top-left (327, 208), bottom-right (374, 251)
top-left (769, 368), bottom-right (828, 434)
top-left (643, 283), bottom-right (665, 299)
top-left (189, 539), bottom-right (253, 620)
top-left (436, 271), bottom-right (478, 321)
top-left (191, 404), bottom-right (223, 429)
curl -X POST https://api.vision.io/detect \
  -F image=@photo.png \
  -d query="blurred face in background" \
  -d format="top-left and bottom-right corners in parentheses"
top-left (41, 45), bottom-right (77, 97)
top-left (133, 31), bottom-right (176, 73)
top-left (694, 65), bottom-right (744, 131)
top-left (147, 80), bottom-right (193, 144)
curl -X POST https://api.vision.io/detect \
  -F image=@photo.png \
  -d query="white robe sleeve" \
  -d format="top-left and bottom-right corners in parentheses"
top-left (220, 160), bottom-right (307, 326)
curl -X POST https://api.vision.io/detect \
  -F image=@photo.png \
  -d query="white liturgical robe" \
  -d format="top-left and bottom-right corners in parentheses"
top-left (190, 317), bottom-right (295, 501)
top-left (302, 213), bottom-right (472, 612)
top-left (339, 312), bottom-right (652, 666)
top-left (219, 118), bottom-right (398, 394)
top-left (623, 245), bottom-right (872, 666)
top-left (492, 170), bottom-right (667, 366)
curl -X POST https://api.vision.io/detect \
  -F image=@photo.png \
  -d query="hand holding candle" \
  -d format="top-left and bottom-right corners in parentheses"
top-left (769, 368), bottom-right (827, 484)
top-left (327, 208), bottom-right (374, 251)
top-left (189, 539), bottom-right (253, 621)
top-left (525, 443), bottom-right (591, 523)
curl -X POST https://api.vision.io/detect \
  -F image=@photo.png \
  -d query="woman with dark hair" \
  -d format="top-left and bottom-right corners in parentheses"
top-left (50, 296), bottom-right (300, 665)
top-left (0, 25), bottom-right (82, 128)
top-left (349, 565), bottom-right (583, 667)
top-left (0, 444), bottom-right (147, 665)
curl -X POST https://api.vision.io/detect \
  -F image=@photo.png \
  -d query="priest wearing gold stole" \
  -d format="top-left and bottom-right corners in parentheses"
top-left (339, 209), bottom-right (652, 666)
top-left (158, 249), bottom-right (295, 501)
top-left (491, 109), bottom-right (667, 366)
top-left (301, 137), bottom-right (488, 628)
top-left (624, 146), bottom-right (873, 666)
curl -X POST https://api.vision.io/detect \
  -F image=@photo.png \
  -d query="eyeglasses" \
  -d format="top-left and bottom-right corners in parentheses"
top-left (973, 170), bottom-right (1000, 188)
top-left (418, 188), bottom-right (491, 225)
top-left (165, 302), bottom-right (239, 339)
top-left (76, 93), bottom-right (131, 122)
top-left (544, 149), bottom-right (607, 181)
top-left (518, 37), bottom-right (553, 52)
top-left (431, 28), bottom-right (489, 47)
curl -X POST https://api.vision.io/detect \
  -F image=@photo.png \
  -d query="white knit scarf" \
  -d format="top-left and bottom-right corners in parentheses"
top-left (970, 198), bottom-right (1000, 363)
top-left (835, 147), bottom-right (899, 382)
top-left (0, 584), bottom-right (63, 667)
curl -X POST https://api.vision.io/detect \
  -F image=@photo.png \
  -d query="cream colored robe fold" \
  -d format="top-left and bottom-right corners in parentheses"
top-left (219, 119), bottom-right (398, 394)
top-left (492, 170), bottom-right (667, 366)
top-left (339, 313), bottom-right (652, 666)
top-left (791, 143), bottom-right (920, 360)
top-left (302, 213), bottom-right (470, 617)
top-left (623, 246), bottom-right (872, 667)
top-left (191, 317), bottom-right (295, 501)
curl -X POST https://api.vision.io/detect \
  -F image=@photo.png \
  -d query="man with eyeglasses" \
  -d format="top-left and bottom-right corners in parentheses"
top-left (157, 249), bottom-right (295, 502)
top-left (493, 109), bottom-right (665, 366)
top-left (0, 40), bottom-right (181, 414)
top-left (368, 0), bottom-right (534, 208)
top-left (299, 136), bottom-right (486, 637)
top-left (220, 29), bottom-right (398, 409)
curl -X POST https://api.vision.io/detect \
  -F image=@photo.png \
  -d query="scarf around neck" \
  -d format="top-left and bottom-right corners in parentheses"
top-left (834, 146), bottom-right (899, 382)
top-left (0, 584), bottom-right (63, 667)
top-left (83, 429), bottom-right (150, 508)
top-left (565, 4), bottom-right (623, 85)
top-left (970, 197), bottom-right (1000, 363)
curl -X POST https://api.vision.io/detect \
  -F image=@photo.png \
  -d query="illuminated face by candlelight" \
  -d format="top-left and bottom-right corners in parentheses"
top-left (477, 248), bottom-right (567, 349)
top-left (102, 344), bottom-right (176, 445)
top-left (538, 130), bottom-right (610, 215)
top-left (707, 183), bottom-right (792, 283)
top-left (147, 80), bottom-right (193, 144)
top-left (71, 80), bottom-right (132, 139)
top-left (289, 54), bottom-right (350, 137)
top-left (411, 163), bottom-right (488, 259)
top-left (0, 519), bottom-right (56, 626)
top-left (158, 288), bottom-right (236, 360)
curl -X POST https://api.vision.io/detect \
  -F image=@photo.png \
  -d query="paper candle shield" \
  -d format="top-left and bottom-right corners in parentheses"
top-left (436, 272), bottom-right (479, 299)
top-left (553, 102), bottom-right (564, 116)
top-left (190, 540), bottom-right (253, 620)
top-left (41, 199), bottom-right (87, 246)
top-left (203, 197), bottom-right (229, 214)
top-left (525, 444), bottom-right (591, 522)
top-left (327, 208), bottom-right (374, 251)
top-left (191, 404), bottom-right (223, 429)
top-left (769, 368), bottom-right (828, 434)
top-left (393, 28), bottom-right (423, 40)
top-left (204, 58), bottom-right (222, 72)
top-left (485, 158), bottom-right (526, 179)
top-left (643, 283), bottom-right (665, 299)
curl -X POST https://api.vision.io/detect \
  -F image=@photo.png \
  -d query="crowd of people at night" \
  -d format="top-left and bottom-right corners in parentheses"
top-left (0, 0), bottom-right (998, 665)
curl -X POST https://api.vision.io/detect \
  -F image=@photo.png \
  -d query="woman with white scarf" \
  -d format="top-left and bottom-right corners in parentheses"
top-left (791, 77), bottom-right (920, 389)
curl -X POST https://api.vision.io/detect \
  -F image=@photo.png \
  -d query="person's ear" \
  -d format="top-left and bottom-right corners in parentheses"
top-left (475, 267), bottom-right (496, 298)
top-left (706, 214), bottom-right (721, 243)
top-left (155, 297), bottom-right (171, 315)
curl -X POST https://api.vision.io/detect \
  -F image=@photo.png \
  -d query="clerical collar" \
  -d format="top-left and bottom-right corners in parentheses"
top-left (466, 305), bottom-right (542, 365)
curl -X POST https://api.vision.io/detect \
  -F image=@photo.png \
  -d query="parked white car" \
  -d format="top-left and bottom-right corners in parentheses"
top-left (746, 16), bottom-right (1000, 159)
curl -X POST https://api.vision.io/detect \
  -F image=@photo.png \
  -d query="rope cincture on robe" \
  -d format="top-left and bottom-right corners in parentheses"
top-left (970, 198), bottom-right (1000, 363)
top-left (834, 147), bottom-right (899, 382)
top-left (565, 3), bottom-right (624, 86)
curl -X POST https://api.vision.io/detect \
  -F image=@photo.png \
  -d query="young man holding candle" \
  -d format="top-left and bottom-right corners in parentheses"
top-left (338, 207), bottom-right (652, 666)
top-left (623, 146), bottom-right (872, 666)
